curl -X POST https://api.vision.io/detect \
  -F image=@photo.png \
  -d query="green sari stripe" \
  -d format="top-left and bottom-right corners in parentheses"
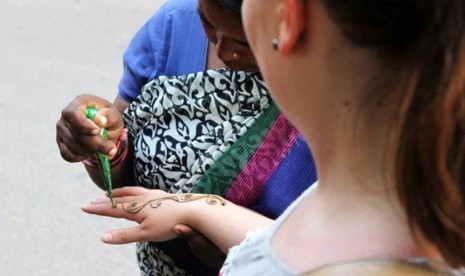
top-left (192, 102), bottom-right (280, 196)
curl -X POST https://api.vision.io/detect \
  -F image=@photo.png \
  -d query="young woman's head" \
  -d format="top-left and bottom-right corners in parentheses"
top-left (324, 0), bottom-right (465, 269)
top-left (197, 0), bottom-right (257, 71)
top-left (241, 0), bottom-right (465, 270)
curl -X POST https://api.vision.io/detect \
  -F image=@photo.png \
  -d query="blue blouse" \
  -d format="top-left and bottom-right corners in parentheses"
top-left (118, 0), bottom-right (208, 103)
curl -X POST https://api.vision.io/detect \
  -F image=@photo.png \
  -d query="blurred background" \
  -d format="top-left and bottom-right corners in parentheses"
top-left (0, 0), bottom-right (166, 275)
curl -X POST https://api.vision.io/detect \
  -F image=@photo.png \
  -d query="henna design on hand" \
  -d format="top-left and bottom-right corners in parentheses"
top-left (123, 194), bottom-right (227, 214)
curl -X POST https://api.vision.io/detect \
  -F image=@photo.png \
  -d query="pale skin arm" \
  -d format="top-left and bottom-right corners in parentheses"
top-left (81, 186), bottom-right (273, 253)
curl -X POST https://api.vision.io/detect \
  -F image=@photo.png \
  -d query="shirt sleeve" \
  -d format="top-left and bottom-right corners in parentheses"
top-left (118, 0), bottom-right (208, 103)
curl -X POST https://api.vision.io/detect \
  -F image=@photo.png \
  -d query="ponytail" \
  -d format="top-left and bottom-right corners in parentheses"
top-left (397, 2), bottom-right (465, 266)
top-left (323, 0), bottom-right (465, 268)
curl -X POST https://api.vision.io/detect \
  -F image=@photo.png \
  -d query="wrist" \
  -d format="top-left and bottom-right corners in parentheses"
top-left (110, 128), bottom-right (129, 165)
top-left (182, 194), bottom-right (227, 230)
top-left (82, 128), bottom-right (129, 169)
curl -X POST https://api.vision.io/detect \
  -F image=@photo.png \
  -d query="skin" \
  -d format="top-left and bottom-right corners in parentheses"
top-left (82, 187), bottom-right (272, 253)
top-left (242, 0), bottom-right (421, 270)
top-left (82, 0), bottom-right (432, 273)
top-left (113, 0), bottom-right (257, 113)
top-left (56, 0), bottom-right (258, 184)
top-left (56, 0), bottom-right (260, 269)
top-left (198, 0), bottom-right (258, 72)
top-left (57, 0), bottom-right (257, 167)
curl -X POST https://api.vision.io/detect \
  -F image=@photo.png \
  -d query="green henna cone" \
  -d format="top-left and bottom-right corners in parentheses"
top-left (86, 106), bottom-right (115, 208)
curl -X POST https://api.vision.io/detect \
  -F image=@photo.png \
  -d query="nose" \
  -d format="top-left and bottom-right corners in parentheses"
top-left (214, 32), bottom-right (236, 63)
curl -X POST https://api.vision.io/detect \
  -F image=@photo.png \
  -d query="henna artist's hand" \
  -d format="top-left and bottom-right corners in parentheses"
top-left (81, 187), bottom-right (227, 244)
top-left (174, 225), bottom-right (226, 269)
top-left (57, 94), bottom-right (125, 162)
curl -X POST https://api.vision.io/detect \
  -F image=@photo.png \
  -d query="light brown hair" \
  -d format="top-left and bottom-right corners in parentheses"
top-left (323, 0), bottom-right (465, 268)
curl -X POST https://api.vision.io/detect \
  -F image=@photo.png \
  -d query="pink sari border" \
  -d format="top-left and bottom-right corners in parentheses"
top-left (225, 114), bottom-right (300, 205)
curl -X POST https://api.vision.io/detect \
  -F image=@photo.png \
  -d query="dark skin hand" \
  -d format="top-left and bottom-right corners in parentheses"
top-left (58, 1), bottom-right (259, 269)
top-left (56, 94), bottom-right (125, 162)
top-left (56, 94), bottom-right (135, 189)
top-left (175, 225), bottom-right (227, 269)
top-left (57, 95), bottom-right (224, 269)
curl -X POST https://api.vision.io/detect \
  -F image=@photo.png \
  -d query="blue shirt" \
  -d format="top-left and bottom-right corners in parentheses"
top-left (118, 0), bottom-right (208, 103)
top-left (117, 2), bottom-right (317, 274)
top-left (118, 0), bottom-right (316, 220)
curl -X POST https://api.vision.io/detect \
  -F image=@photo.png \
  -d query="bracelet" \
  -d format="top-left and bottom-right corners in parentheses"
top-left (83, 128), bottom-right (129, 169)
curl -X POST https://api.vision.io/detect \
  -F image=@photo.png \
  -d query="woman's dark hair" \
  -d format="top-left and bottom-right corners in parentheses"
top-left (219, 0), bottom-right (243, 13)
top-left (323, 0), bottom-right (465, 269)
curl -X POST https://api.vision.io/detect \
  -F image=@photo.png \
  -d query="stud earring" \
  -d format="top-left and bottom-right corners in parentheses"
top-left (232, 51), bottom-right (242, 60)
top-left (272, 38), bottom-right (279, 51)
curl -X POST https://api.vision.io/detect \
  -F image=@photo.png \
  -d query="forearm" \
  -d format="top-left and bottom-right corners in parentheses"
top-left (82, 187), bottom-right (274, 251)
top-left (184, 195), bottom-right (273, 253)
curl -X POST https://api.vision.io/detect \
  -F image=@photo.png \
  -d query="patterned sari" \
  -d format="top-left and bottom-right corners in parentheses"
top-left (123, 68), bottom-right (316, 275)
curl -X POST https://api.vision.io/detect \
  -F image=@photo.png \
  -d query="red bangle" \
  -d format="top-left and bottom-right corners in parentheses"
top-left (82, 128), bottom-right (129, 169)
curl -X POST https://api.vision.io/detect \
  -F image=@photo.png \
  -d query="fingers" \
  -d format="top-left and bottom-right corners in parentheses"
top-left (100, 226), bottom-right (147, 244)
top-left (56, 117), bottom-right (92, 162)
top-left (174, 225), bottom-right (226, 268)
top-left (92, 109), bottom-right (125, 158)
top-left (111, 187), bottom-right (150, 197)
top-left (81, 198), bottom-right (139, 224)
top-left (62, 94), bottom-right (110, 135)
top-left (57, 119), bottom-right (116, 160)
top-left (62, 105), bottom-right (100, 136)
top-left (56, 94), bottom-right (124, 161)
top-left (94, 108), bottom-right (124, 134)
top-left (78, 94), bottom-right (112, 111)
top-left (83, 188), bottom-right (181, 245)
top-left (81, 188), bottom-right (152, 218)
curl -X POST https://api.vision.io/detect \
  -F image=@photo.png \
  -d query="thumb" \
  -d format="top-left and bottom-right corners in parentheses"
top-left (94, 107), bottom-right (125, 145)
top-left (100, 226), bottom-right (145, 244)
top-left (94, 107), bottom-right (124, 131)
top-left (173, 224), bottom-right (195, 238)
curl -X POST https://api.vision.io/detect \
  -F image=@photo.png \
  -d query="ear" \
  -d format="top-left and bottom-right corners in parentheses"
top-left (278, 0), bottom-right (305, 56)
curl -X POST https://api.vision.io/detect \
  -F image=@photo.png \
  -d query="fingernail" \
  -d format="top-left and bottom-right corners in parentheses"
top-left (92, 128), bottom-right (100, 135)
top-left (99, 116), bottom-right (107, 127)
top-left (109, 148), bottom-right (117, 157)
top-left (101, 233), bottom-right (113, 242)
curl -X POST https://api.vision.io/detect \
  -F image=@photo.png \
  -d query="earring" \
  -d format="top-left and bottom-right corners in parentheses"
top-left (272, 38), bottom-right (279, 51)
top-left (232, 51), bottom-right (242, 60)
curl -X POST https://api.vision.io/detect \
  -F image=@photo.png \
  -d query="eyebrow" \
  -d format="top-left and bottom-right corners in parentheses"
top-left (197, 7), bottom-right (250, 47)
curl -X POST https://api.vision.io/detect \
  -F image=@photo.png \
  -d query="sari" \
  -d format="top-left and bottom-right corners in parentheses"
top-left (123, 68), bottom-right (316, 275)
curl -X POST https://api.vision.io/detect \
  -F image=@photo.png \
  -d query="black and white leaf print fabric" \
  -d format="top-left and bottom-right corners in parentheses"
top-left (122, 68), bottom-right (271, 276)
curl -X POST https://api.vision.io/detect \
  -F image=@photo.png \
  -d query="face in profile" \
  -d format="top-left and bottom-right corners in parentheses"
top-left (197, 0), bottom-right (258, 72)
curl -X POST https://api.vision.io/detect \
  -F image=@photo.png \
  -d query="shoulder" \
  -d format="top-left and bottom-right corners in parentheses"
top-left (144, 0), bottom-right (200, 34)
top-left (157, 0), bottom-right (198, 16)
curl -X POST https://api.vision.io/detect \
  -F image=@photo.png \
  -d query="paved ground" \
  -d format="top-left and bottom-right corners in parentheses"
top-left (0, 1), bottom-right (166, 275)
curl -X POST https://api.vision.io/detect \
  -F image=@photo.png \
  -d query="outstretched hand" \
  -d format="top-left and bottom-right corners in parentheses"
top-left (82, 186), bottom-right (272, 257)
top-left (56, 94), bottom-right (125, 162)
top-left (83, 186), bottom-right (227, 268)
top-left (81, 187), bottom-right (195, 244)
